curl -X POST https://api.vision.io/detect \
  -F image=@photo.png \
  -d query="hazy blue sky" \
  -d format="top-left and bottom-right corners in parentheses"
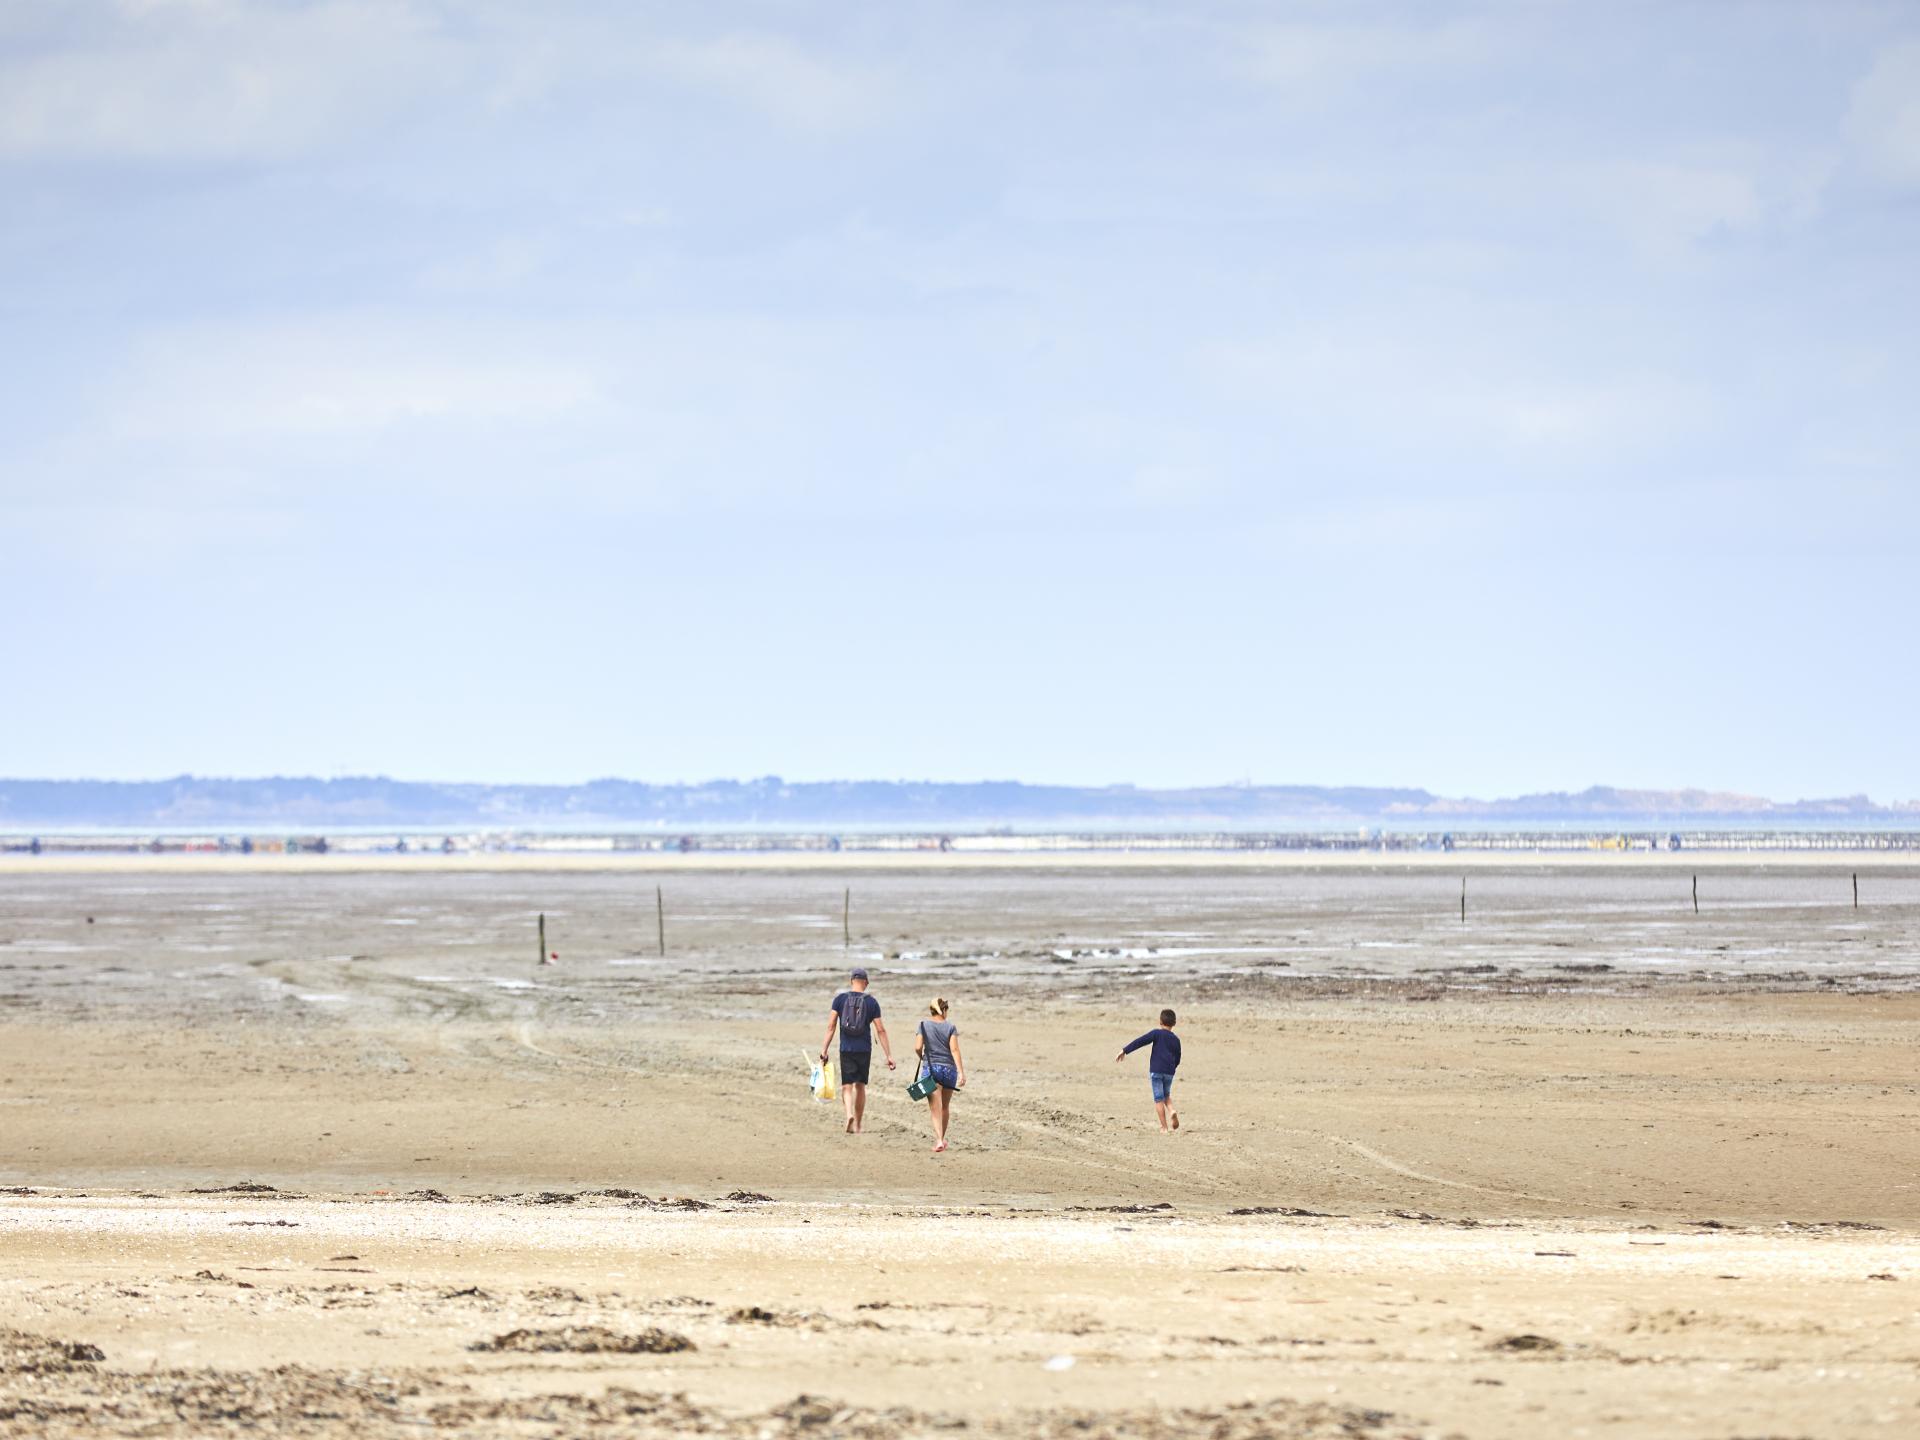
top-left (3, 1), bottom-right (1917, 798)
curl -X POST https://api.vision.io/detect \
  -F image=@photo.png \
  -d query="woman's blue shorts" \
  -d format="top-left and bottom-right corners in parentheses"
top-left (1149, 1072), bottom-right (1175, 1103)
top-left (925, 1064), bottom-right (959, 1092)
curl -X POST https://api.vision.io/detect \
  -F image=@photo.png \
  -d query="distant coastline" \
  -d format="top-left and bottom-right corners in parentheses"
top-left (1, 775), bottom-right (1917, 833)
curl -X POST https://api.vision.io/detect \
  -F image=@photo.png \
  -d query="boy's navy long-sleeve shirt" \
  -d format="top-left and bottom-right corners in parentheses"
top-left (1122, 1028), bottom-right (1182, 1074)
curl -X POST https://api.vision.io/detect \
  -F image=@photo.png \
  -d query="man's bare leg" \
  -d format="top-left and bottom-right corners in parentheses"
top-left (841, 1074), bottom-right (856, 1133)
top-left (850, 1083), bottom-right (867, 1133)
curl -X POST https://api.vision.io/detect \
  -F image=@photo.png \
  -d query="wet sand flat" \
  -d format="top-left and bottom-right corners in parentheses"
top-left (1, 861), bottom-right (1917, 1437)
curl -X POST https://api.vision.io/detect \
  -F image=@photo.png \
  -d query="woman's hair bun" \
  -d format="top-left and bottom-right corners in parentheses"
top-left (929, 996), bottom-right (949, 1017)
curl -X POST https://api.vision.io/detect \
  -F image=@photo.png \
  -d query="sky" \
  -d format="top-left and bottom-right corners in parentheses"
top-left (3, 1), bottom-right (1917, 799)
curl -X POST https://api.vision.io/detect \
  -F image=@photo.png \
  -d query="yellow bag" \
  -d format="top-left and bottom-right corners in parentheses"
top-left (807, 1049), bottom-right (839, 1101)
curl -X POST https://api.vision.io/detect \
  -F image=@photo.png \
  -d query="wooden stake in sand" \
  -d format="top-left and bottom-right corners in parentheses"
top-left (1460, 876), bottom-right (1466, 923)
top-left (1853, 872), bottom-right (1859, 909)
top-left (537, 912), bottom-right (548, 966)
top-left (656, 885), bottom-right (666, 957)
top-left (1692, 875), bottom-right (1699, 915)
top-left (843, 886), bottom-right (851, 949)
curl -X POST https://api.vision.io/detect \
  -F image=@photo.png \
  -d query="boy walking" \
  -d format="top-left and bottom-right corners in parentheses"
top-left (821, 967), bottom-right (893, 1134)
top-left (1115, 1008), bottom-right (1182, 1132)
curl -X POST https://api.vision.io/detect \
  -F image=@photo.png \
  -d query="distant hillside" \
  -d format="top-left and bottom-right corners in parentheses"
top-left (1, 777), bottom-right (1914, 831)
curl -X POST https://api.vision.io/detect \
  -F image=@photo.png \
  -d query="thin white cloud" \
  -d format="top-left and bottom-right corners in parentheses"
top-left (0, 3), bottom-right (896, 163)
top-left (1231, 15), bottom-right (1502, 101)
top-left (110, 317), bottom-right (601, 441)
top-left (650, 31), bottom-right (897, 133)
top-left (0, 0), bottom-right (462, 161)
top-left (1201, 330), bottom-right (1712, 472)
top-left (1562, 143), bottom-right (1836, 260)
top-left (1846, 37), bottom-right (1920, 187)
top-left (1600, 160), bottom-right (1764, 256)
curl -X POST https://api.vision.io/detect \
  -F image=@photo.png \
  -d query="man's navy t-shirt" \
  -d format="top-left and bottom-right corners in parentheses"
top-left (1123, 1028), bottom-right (1182, 1074)
top-left (831, 991), bottom-right (881, 1052)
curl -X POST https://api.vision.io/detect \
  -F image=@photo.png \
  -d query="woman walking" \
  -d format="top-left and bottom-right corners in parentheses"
top-left (913, 997), bottom-right (966, 1154)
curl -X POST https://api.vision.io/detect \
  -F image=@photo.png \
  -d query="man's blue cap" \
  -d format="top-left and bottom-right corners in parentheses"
top-left (850, 967), bottom-right (869, 980)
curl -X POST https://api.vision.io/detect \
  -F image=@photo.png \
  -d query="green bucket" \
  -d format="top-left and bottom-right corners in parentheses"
top-left (906, 1069), bottom-right (938, 1101)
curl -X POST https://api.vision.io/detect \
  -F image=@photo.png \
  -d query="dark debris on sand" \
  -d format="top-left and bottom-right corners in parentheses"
top-left (427, 1392), bottom-right (1419, 1439)
top-left (483, 1189), bottom-right (724, 1211)
top-left (1230, 1206), bottom-right (1336, 1218)
top-left (0, 1352), bottom-right (431, 1437)
top-left (470, 1325), bottom-right (694, 1355)
top-left (1067, 1203), bottom-right (1174, 1215)
top-left (1386, 1211), bottom-right (1482, 1228)
top-left (526, 1285), bottom-right (588, 1304)
top-left (726, 1306), bottom-right (824, 1328)
top-left (0, 1331), bottom-right (1429, 1440)
top-left (1777, 1219), bottom-right (1887, 1233)
top-left (186, 1182), bottom-right (289, 1198)
top-left (1489, 1333), bottom-right (1562, 1353)
top-left (381, 1187), bottom-right (765, 1210)
top-left (0, 1329), bottom-right (105, 1376)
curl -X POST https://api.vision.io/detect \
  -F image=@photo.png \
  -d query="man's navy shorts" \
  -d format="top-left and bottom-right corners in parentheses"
top-left (839, 1050), bottom-right (871, 1085)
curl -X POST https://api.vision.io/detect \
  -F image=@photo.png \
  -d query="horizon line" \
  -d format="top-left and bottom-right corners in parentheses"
top-left (2, 774), bottom-right (1914, 809)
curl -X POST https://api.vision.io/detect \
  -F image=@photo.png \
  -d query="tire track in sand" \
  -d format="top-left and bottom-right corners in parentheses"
top-left (1289, 1129), bottom-right (1580, 1208)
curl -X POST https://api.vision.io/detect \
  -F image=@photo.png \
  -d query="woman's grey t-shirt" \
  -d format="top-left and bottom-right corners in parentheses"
top-left (919, 1019), bottom-right (958, 1069)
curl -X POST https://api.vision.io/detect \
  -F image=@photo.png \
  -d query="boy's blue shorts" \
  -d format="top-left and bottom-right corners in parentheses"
top-left (1150, 1072), bottom-right (1175, 1103)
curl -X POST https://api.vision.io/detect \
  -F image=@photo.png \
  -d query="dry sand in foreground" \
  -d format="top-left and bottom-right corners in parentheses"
top-left (1, 1196), bottom-right (1914, 1440)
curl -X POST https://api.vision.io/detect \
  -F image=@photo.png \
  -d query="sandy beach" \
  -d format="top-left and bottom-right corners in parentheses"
top-left (2, 859), bottom-right (1916, 1437)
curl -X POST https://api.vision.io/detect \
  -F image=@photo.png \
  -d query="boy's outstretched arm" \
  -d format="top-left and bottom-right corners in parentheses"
top-left (1115, 1031), bottom-right (1151, 1063)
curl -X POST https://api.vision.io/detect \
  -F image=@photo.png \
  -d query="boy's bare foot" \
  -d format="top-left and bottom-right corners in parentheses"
top-left (1171, 1113), bottom-right (1180, 1130)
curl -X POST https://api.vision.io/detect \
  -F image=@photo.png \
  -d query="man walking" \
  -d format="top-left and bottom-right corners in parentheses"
top-left (821, 967), bottom-right (893, 1133)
